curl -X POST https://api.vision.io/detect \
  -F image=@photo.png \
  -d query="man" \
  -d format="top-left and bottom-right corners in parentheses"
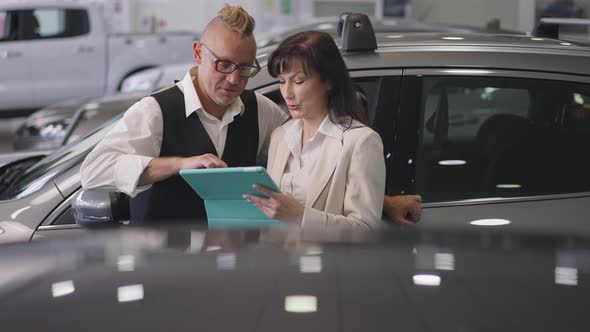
top-left (81, 4), bottom-right (421, 226)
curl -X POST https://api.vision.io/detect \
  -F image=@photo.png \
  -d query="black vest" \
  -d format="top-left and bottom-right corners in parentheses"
top-left (130, 86), bottom-right (259, 224)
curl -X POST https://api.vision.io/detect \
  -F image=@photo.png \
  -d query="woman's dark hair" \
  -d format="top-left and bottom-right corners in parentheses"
top-left (268, 31), bottom-right (367, 128)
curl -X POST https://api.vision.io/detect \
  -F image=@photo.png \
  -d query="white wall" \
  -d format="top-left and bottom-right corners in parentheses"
top-left (128, 0), bottom-right (299, 35)
top-left (412, 0), bottom-right (536, 32)
top-left (128, 0), bottom-right (382, 35)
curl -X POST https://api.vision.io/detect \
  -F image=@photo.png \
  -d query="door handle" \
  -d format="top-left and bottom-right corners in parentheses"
top-left (75, 45), bottom-right (95, 53)
top-left (0, 50), bottom-right (23, 59)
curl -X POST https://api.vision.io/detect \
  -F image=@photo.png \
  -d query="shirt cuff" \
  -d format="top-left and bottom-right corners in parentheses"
top-left (114, 155), bottom-right (154, 197)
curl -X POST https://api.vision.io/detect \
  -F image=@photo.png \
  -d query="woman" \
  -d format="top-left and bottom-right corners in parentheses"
top-left (244, 31), bottom-right (385, 228)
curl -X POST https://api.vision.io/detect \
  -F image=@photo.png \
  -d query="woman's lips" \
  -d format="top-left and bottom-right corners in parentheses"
top-left (288, 105), bottom-right (299, 110)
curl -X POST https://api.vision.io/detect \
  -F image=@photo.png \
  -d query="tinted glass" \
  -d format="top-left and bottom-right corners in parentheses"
top-left (415, 76), bottom-right (590, 202)
top-left (20, 8), bottom-right (89, 40)
top-left (53, 207), bottom-right (75, 225)
top-left (0, 11), bottom-right (7, 39)
top-left (0, 10), bottom-right (17, 41)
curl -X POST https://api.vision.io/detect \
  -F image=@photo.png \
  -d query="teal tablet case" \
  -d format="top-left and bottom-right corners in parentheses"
top-left (179, 166), bottom-right (285, 228)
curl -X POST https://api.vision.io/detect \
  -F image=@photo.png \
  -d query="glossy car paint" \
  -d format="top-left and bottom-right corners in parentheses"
top-left (0, 227), bottom-right (588, 331)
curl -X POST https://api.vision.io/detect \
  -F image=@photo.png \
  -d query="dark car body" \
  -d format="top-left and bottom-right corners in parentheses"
top-left (0, 226), bottom-right (589, 331)
top-left (1, 24), bottom-right (590, 242)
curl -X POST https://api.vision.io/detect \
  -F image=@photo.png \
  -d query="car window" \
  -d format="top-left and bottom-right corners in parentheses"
top-left (414, 76), bottom-right (590, 202)
top-left (0, 10), bottom-right (17, 41)
top-left (53, 207), bottom-right (75, 225)
top-left (0, 11), bottom-right (7, 39)
top-left (18, 8), bottom-right (89, 40)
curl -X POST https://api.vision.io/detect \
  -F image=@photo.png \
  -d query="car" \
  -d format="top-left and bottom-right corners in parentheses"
top-left (119, 17), bottom-right (508, 94)
top-left (0, 226), bottom-right (589, 331)
top-left (0, 14), bottom-right (590, 244)
top-left (13, 93), bottom-right (144, 152)
top-left (0, 0), bottom-right (197, 112)
top-left (12, 49), bottom-right (269, 153)
top-left (13, 17), bottom-right (514, 153)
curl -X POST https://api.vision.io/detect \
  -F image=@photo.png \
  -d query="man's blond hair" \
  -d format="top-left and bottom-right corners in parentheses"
top-left (217, 4), bottom-right (255, 37)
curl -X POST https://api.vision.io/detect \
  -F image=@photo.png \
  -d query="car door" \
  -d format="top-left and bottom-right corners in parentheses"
top-left (395, 69), bottom-right (590, 233)
top-left (0, 9), bottom-right (33, 110)
top-left (29, 7), bottom-right (106, 108)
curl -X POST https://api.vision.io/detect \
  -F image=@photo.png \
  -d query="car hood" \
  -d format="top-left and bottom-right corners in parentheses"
top-left (0, 226), bottom-right (588, 331)
top-left (21, 93), bottom-right (146, 129)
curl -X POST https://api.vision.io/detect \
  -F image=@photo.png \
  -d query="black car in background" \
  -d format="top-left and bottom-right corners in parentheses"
top-left (0, 15), bottom-right (589, 243)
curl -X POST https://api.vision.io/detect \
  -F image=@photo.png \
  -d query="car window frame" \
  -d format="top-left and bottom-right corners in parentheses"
top-left (397, 68), bottom-right (590, 207)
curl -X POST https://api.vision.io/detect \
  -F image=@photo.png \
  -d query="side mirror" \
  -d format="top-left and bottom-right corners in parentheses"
top-left (71, 189), bottom-right (129, 227)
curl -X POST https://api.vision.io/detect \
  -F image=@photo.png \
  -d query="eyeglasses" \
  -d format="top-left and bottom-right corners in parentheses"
top-left (201, 43), bottom-right (261, 78)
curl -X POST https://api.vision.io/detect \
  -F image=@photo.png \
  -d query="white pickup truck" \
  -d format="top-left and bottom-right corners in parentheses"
top-left (0, 1), bottom-right (196, 112)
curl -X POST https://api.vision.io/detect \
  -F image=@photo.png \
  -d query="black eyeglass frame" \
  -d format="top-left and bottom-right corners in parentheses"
top-left (201, 43), bottom-right (261, 78)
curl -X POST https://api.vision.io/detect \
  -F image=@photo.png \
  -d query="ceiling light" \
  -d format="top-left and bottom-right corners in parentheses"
top-left (300, 255), bottom-right (322, 273)
top-left (117, 255), bottom-right (135, 272)
top-left (435, 253), bottom-right (455, 271)
top-left (496, 184), bottom-right (522, 189)
top-left (206, 245), bottom-right (222, 252)
top-left (555, 267), bottom-right (578, 286)
top-left (442, 36), bottom-right (464, 40)
top-left (413, 274), bottom-right (441, 286)
top-left (438, 160), bottom-right (467, 166)
top-left (52, 280), bottom-right (75, 297)
top-left (10, 206), bottom-right (31, 219)
top-left (304, 245), bottom-right (323, 255)
top-left (83, 103), bottom-right (99, 111)
top-left (317, 23), bottom-right (334, 30)
top-left (118, 284), bottom-right (144, 302)
top-left (217, 253), bottom-right (236, 270)
top-left (285, 295), bottom-right (317, 313)
top-left (469, 219), bottom-right (511, 226)
top-left (442, 69), bottom-right (493, 75)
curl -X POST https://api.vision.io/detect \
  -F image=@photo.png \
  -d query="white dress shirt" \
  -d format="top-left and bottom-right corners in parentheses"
top-left (80, 67), bottom-right (288, 197)
top-left (280, 116), bottom-right (343, 205)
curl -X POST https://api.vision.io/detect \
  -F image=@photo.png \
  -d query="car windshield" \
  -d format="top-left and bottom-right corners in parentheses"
top-left (0, 116), bottom-right (120, 201)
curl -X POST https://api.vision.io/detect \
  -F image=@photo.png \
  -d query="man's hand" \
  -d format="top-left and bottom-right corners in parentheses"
top-left (138, 154), bottom-right (227, 186)
top-left (180, 153), bottom-right (227, 169)
top-left (383, 195), bottom-right (422, 226)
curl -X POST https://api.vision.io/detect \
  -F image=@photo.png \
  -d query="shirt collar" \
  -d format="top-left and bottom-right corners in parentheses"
top-left (177, 67), bottom-right (245, 119)
top-left (317, 115), bottom-right (344, 141)
top-left (283, 115), bottom-right (344, 157)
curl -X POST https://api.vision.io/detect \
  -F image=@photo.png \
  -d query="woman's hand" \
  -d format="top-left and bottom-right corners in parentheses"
top-left (244, 184), bottom-right (304, 224)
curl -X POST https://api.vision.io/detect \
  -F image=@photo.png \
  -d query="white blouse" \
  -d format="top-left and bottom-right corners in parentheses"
top-left (280, 115), bottom-right (344, 205)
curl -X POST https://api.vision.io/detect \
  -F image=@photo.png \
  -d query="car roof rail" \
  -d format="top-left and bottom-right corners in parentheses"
top-left (533, 17), bottom-right (590, 39)
top-left (338, 13), bottom-right (377, 52)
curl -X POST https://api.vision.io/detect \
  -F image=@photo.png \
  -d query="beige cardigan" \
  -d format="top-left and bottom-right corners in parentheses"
top-left (267, 120), bottom-right (386, 229)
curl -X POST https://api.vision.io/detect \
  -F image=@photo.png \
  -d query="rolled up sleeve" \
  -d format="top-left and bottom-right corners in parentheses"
top-left (80, 96), bottom-right (163, 197)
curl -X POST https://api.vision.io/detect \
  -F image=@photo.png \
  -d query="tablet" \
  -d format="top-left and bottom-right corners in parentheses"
top-left (179, 166), bottom-right (284, 228)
